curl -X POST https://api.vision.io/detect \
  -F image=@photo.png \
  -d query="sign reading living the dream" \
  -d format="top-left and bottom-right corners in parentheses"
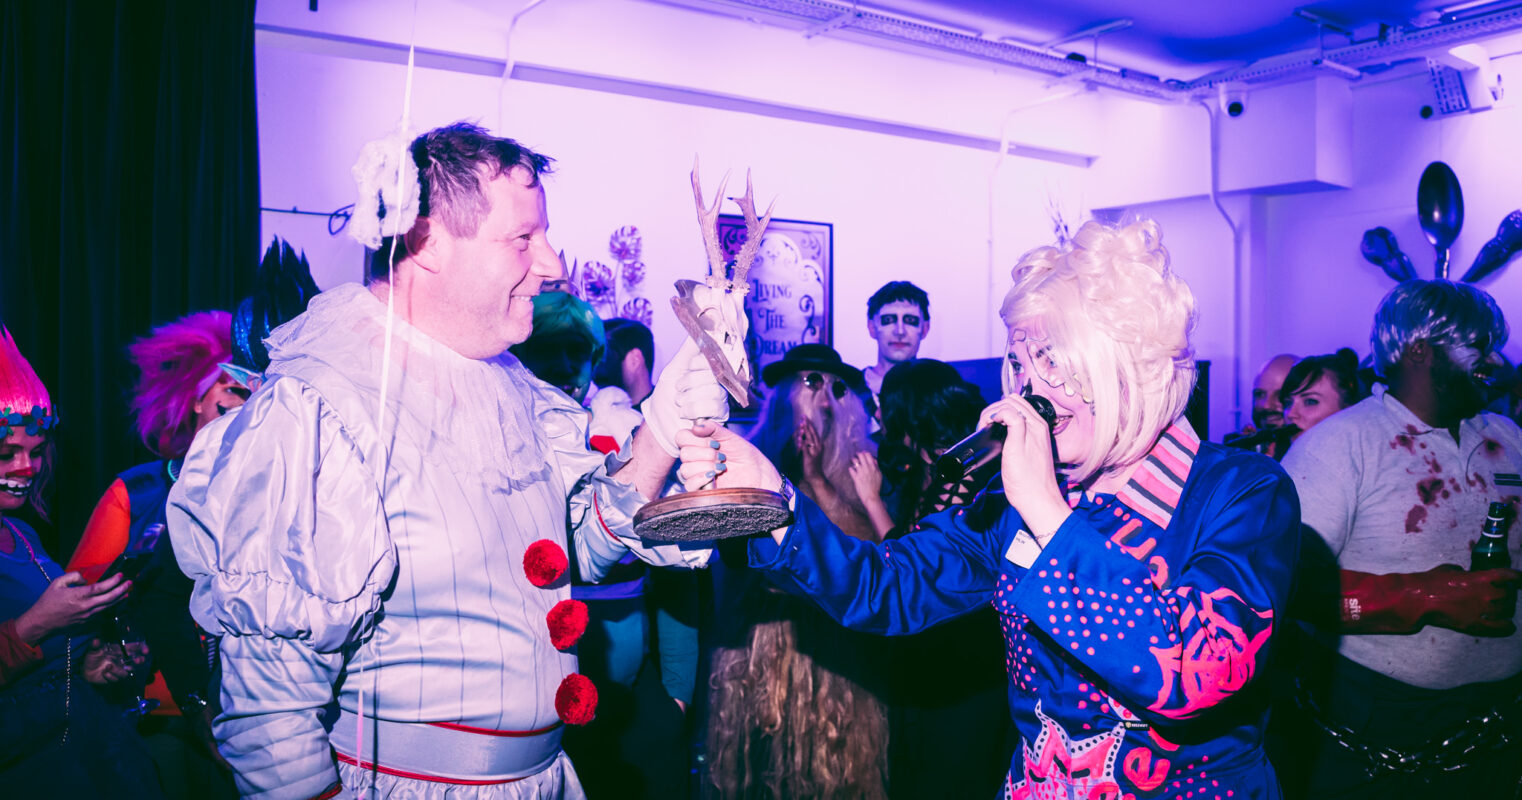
top-left (717, 215), bottom-right (834, 385)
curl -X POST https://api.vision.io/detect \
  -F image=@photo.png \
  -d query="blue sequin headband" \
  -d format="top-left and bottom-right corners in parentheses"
top-left (0, 405), bottom-right (59, 439)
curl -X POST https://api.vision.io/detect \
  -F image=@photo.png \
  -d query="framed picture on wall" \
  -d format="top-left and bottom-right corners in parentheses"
top-left (717, 215), bottom-right (834, 408)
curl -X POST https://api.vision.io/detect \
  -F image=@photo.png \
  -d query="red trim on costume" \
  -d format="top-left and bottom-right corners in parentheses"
top-left (592, 491), bottom-right (619, 542)
top-left (334, 752), bottom-right (529, 785)
top-left (426, 720), bottom-right (563, 738)
top-left (588, 435), bottom-right (621, 455)
top-left (309, 782), bottom-right (344, 800)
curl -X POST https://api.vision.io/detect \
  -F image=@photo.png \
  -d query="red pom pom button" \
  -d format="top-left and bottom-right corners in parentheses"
top-left (555, 673), bottom-right (598, 725)
top-left (547, 599), bottom-right (589, 650)
top-left (523, 539), bottom-right (568, 587)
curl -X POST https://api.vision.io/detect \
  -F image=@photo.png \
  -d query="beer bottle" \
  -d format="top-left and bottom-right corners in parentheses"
top-left (1471, 501), bottom-right (1512, 571)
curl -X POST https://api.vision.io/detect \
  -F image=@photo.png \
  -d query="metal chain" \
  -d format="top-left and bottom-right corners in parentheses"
top-left (1297, 681), bottom-right (1518, 777)
top-left (7, 519), bottom-right (69, 743)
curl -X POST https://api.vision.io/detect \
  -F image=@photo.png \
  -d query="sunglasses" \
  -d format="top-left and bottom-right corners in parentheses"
top-left (803, 372), bottom-right (849, 400)
top-left (217, 362), bottom-right (264, 393)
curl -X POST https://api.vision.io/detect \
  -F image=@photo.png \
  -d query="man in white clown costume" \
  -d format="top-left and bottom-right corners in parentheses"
top-left (167, 123), bottom-right (723, 799)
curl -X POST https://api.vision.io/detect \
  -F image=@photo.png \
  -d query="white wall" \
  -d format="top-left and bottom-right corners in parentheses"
top-left (1108, 46), bottom-right (1522, 431)
top-left (1258, 56), bottom-right (1522, 371)
top-left (255, 0), bottom-right (1522, 439)
top-left (255, 0), bottom-right (1094, 377)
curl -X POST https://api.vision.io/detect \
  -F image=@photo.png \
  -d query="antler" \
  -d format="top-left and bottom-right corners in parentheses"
top-left (691, 156), bottom-right (730, 283)
top-left (727, 169), bottom-right (776, 289)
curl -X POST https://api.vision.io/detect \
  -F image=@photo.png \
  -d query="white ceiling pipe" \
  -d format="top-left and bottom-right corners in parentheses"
top-left (685, 0), bottom-right (1522, 101)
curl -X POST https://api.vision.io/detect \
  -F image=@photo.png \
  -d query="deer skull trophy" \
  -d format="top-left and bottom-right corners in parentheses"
top-left (630, 161), bottom-right (793, 543)
top-left (671, 157), bottom-right (775, 409)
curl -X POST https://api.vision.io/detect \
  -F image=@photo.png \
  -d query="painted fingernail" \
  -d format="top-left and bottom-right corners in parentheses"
top-left (709, 440), bottom-right (722, 450)
top-left (715, 463), bottom-right (728, 474)
top-left (705, 470), bottom-right (716, 479)
top-left (716, 452), bottom-right (727, 463)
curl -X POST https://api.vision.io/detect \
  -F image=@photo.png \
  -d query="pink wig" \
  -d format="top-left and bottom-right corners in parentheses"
top-left (0, 326), bottom-right (53, 426)
top-left (0, 326), bottom-right (58, 518)
top-left (128, 310), bottom-right (232, 459)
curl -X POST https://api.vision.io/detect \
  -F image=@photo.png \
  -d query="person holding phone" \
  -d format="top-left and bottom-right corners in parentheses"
top-left (0, 326), bottom-right (161, 796)
top-left (66, 309), bottom-right (253, 798)
top-left (676, 220), bottom-right (1301, 799)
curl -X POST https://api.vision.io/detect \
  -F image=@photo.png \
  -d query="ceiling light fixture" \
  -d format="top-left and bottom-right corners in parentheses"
top-left (802, 9), bottom-right (860, 39)
top-left (1039, 18), bottom-right (1133, 50)
top-left (1313, 58), bottom-right (1363, 78)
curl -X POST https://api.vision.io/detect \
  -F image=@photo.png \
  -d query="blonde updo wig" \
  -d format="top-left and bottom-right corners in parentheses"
top-left (1000, 219), bottom-right (1197, 483)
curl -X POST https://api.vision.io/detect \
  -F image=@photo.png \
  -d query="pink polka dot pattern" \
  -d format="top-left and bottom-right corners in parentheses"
top-left (972, 431), bottom-right (1284, 799)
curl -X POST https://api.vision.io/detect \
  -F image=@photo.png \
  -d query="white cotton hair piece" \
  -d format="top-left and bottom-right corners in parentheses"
top-left (349, 128), bottom-right (421, 250)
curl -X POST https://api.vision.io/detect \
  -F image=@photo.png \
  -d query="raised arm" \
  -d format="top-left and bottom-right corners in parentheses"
top-left (677, 423), bottom-right (1012, 635)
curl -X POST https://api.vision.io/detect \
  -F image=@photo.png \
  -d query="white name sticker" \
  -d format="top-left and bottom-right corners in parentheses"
top-left (1004, 529), bottom-right (1042, 568)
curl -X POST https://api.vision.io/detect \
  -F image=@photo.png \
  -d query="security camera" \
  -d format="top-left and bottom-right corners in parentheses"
top-left (1218, 83), bottom-right (1247, 117)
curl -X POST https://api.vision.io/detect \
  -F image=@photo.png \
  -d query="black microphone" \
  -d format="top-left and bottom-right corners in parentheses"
top-left (1223, 426), bottom-right (1294, 450)
top-left (934, 391), bottom-right (1058, 482)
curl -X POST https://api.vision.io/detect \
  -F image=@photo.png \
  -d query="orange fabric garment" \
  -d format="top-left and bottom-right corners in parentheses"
top-left (69, 478), bottom-right (131, 584)
top-left (67, 477), bottom-right (180, 715)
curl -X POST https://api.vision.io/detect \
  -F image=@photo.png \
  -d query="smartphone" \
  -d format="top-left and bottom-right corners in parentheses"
top-left (98, 551), bottom-right (154, 584)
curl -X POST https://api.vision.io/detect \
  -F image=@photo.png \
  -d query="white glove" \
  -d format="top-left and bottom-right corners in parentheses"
top-left (641, 337), bottom-right (730, 457)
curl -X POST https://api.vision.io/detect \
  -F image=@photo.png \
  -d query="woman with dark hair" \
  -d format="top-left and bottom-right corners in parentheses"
top-left (0, 327), bottom-right (162, 796)
top-left (857, 359), bottom-right (989, 534)
top-left (1281, 348), bottom-right (1368, 442)
top-left (859, 359), bottom-right (1016, 799)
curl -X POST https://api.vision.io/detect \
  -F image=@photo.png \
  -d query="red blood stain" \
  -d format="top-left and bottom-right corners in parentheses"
top-left (1393, 434), bottom-right (1415, 453)
top-left (1406, 505), bottom-right (1428, 533)
top-left (1425, 457), bottom-right (1443, 473)
top-left (1468, 473), bottom-right (1488, 489)
top-left (1406, 424), bottom-right (1422, 434)
top-left (1417, 477), bottom-right (1444, 504)
top-left (1483, 439), bottom-right (1502, 456)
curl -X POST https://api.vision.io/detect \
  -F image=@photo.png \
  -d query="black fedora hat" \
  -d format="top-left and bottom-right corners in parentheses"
top-left (761, 343), bottom-right (867, 394)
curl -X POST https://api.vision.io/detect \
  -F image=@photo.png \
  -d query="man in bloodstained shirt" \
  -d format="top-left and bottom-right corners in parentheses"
top-left (1281, 279), bottom-right (1522, 798)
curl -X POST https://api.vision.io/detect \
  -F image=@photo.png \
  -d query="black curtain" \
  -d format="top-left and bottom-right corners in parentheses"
top-left (0, 1), bottom-right (259, 557)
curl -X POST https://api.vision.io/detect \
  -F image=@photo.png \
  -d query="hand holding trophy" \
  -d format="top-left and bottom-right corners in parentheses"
top-left (632, 160), bottom-right (794, 541)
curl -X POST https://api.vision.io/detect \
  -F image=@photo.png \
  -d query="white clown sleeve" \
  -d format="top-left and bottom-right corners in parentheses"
top-left (168, 377), bottom-right (396, 800)
top-left (533, 380), bottom-right (711, 578)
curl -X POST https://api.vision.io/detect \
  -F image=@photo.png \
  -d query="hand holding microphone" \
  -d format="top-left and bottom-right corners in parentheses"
top-left (940, 386), bottom-right (1072, 541)
top-left (935, 389), bottom-right (1057, 482)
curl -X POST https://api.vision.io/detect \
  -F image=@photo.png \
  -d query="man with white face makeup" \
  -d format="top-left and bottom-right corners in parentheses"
top-left (1281, 280), bottom-right (1522, 797)
top-left (677, 220), bottom-right (1300, 799)
top-left (863, 281), bottom-right (931, 399)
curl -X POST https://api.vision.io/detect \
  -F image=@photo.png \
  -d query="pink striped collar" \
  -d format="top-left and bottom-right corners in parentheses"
top-left (1065, 419), bottom-right (1201, 529)
top-left (1114, 419), bottom-right (1201, 529)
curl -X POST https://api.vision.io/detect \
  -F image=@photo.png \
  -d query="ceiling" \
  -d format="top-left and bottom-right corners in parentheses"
top-left (766, 0), bottom-right (1459, 78)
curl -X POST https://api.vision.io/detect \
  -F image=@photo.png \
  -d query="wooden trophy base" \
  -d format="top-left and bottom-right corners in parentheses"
top-left (633, 487), bottom-right (793, 542)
